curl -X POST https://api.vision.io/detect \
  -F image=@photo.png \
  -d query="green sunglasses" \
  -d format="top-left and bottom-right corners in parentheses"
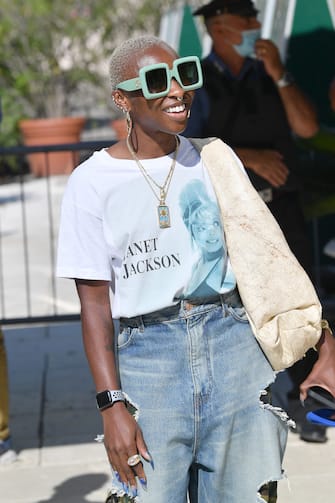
top-left (116, 56), bottom-right (203, 99)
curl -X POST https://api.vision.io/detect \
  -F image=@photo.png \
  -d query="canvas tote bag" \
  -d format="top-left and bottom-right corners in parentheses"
top-left (190, 137), bottom-right (322, 371)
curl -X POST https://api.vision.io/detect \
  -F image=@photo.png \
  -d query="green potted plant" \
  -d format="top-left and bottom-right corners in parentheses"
top-left (0, 0), bottom-right (175, 175)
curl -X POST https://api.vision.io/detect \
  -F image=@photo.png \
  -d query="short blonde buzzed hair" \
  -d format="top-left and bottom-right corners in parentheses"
top-left (109, 35), bottom-right (174, 91)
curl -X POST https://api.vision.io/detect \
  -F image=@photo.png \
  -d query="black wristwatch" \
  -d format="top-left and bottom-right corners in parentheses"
top-left (96, 389), bottom-right (125, 411)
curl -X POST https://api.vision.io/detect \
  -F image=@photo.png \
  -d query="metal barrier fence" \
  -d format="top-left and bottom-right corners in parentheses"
top-left (1, 140), bottom-right (334, 326)
top-left (0, 140), bottom-right (115, 325)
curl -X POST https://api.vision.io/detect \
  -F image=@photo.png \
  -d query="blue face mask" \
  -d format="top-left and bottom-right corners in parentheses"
top-left (233, 28), bottom-right (261, 57)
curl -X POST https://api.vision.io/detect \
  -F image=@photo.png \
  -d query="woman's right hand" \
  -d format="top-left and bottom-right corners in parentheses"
top-left (102, 402), bottom-right (150, 496)
top-left (75, 279), bottom-right (150, 495)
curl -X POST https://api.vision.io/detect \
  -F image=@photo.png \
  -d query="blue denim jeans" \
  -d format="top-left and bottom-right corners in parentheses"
top-left (111, 291), bottom-right (287, 502)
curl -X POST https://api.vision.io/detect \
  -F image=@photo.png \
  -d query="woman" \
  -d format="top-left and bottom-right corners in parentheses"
top-left (56, 35), bottom-right (335, 503)
top-left (0, 328), bottom-right (17, 465)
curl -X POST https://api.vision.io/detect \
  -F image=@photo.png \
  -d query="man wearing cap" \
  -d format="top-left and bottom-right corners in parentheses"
top-left (184, 0), bottom-right (325, 444)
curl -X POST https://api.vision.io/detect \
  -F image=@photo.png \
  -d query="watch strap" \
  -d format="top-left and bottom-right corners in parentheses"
top-left (276, 71), bottom-right (294, 88)
top-left (96, 389), bottom-right (125, 411)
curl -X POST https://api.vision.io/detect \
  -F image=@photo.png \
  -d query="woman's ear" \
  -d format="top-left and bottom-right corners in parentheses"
top-left (112, 90), bottom-right (128, 112)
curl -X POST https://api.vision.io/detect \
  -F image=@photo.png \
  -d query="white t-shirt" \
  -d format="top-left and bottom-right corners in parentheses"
top-left (56, 136), bottom-right (238, 318)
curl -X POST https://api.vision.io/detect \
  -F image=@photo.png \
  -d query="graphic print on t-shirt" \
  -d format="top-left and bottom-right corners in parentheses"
top-left (122, 237), bottom-right (181, 280)
top-left (56, 138), bottom-right (237, 317)
top-left (177, 179), bottom-right (231, 299)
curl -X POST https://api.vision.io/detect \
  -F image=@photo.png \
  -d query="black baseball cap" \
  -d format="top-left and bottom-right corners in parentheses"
top-left (193, 0), bottom-right (258, 19)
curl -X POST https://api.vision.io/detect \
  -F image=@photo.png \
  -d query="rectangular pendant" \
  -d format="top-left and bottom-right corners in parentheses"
top-left (157, 205), bottom-right (171, 228)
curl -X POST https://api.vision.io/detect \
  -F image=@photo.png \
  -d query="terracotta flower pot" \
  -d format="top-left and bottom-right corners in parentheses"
top-left (19, 117), bottom-right (86, 176)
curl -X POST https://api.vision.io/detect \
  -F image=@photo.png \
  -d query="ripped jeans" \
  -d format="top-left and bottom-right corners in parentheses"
top-left (111, 290), bottom-right (288, 502)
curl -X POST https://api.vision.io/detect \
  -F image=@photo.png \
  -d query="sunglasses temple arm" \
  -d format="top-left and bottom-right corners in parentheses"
top-left (117, 77), bottom-right (142, 92)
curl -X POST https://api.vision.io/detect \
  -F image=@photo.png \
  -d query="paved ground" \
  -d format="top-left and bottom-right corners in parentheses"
top-left (1, 322), bottom-right (111, 503)
top-left (1, 321), bottom-right (335, 503)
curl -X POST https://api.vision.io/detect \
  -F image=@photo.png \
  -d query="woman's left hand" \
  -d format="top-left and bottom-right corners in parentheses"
top-left (300, 327), bottom-right (335, 401)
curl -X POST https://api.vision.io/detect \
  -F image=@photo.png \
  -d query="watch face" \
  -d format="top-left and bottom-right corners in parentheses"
top-left (96, 390), bottom-right (124, 410)
top-left (96, 390), bottom-right (110, 409)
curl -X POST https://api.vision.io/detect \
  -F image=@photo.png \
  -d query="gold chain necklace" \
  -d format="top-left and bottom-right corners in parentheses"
top-left (126, 135), bottom-right (180, 228)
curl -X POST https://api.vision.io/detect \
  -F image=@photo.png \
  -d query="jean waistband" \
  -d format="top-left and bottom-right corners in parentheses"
top-left (120, 287), bottom-right (240, 328)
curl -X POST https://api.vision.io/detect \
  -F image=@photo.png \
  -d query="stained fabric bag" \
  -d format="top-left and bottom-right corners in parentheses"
top-left (190, 137), bottom-right (322, 371)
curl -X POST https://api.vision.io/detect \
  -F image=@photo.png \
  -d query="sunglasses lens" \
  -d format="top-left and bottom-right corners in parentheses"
top-left (146, 68), bottom-right (168, 94)
top-left (178, 61), bottom-right (199, 87)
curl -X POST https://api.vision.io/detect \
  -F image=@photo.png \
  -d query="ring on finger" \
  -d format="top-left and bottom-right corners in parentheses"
top-left (127, 454), bottom-right (141, 467)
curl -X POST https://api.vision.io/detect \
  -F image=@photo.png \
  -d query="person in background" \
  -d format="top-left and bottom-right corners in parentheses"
top-left (329, 76), bottom-right (335, 113)
top-left (184, 0), bottom-right (326, 443)
top-left (0, 328), bottom-right (17, 464)
top-left (323, 75), bottom-right (335, 260)
top-left (0, 99), bottom-right (17, 465)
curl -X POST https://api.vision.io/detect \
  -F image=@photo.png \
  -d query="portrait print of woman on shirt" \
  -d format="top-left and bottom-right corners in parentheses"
top-left (179, 179), bottom-right (235, 298)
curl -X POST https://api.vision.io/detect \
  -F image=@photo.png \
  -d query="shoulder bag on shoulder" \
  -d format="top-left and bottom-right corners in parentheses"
top-left (189, 137), bottom-right (322, 371)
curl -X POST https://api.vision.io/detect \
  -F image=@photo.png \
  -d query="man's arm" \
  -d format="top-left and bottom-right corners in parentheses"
top-left (235, 147), bottom-right (289, 187)
top-left (276, 81), bottom-right (319, 139)
top-left (236, 39), bottom-right (319, 186)
top-left (75, 279), bottom-right (150, 494)
top-left (254, 39), bottom-right (319, 138)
